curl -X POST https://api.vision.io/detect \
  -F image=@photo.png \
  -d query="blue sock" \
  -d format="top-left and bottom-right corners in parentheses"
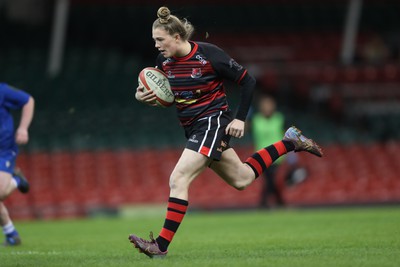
top-left (3, 222), bottom-right (19, 238)
top-left (3, 222), bottom-right (21, 246)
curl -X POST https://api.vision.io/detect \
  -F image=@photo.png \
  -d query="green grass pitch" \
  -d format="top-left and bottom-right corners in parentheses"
top-left (1, 207), bottom-right (399, 267)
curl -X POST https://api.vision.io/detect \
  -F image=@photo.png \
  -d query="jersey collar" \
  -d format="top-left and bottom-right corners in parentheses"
top-left (173, 41), bottom-right (198, 61)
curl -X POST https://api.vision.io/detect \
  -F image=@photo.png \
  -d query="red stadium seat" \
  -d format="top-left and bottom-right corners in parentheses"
top-left (7, 142), bottom-right (400, 220)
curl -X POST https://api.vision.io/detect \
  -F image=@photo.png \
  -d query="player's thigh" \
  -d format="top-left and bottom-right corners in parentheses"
top-left (210, 148), bottom-right (254, 187)
top-left (0, 171), bottom-right (13, 198)
top-left (170, 148), bottom-right (211, 186)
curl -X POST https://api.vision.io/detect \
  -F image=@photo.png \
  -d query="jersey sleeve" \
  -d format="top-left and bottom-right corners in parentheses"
top-left (205, 44), bottom-right (247, 83)
top-left (0, 83), bottom-right (30, 110)
top-left (202, 43), bottom-right (256, 121)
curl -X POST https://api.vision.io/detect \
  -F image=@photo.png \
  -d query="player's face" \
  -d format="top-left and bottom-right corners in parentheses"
top-left (259, 97), bottom-right (276, 118)
top-left (152, 27), bottom-right (179, 58)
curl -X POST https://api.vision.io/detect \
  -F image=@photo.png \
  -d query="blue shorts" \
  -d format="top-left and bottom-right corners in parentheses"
top-left (0, 150), bottom-right (17, 174)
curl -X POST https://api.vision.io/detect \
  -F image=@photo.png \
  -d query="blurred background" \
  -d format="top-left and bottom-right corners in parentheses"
top-left (1, 0), bottom-right (399, 219)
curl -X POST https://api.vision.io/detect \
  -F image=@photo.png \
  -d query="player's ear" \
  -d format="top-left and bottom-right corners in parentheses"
top-left (174, 34), bottom-right (180, 41)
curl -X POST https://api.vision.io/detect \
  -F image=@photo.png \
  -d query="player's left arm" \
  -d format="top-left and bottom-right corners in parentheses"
top-left (228, 72), bottom-right (256, 138)
top-left (16, 96), bottom-right (35, 145)
top-left (207, 44), bottom-right (256, 138)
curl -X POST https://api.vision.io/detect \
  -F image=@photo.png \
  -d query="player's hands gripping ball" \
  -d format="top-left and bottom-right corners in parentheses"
top-left (137, 67), bottom-right (174, 107)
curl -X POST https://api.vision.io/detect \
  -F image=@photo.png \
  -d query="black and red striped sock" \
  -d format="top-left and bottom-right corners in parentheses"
top-left (156, 197), bottom-right (188, 252)
top-left (245, 140), bottom-right (295, 178)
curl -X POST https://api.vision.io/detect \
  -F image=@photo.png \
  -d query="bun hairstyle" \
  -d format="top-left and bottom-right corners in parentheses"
top-left (153, 6), bottom-right (194, 41)
top-left (157, 6), bottom-right (170, 24)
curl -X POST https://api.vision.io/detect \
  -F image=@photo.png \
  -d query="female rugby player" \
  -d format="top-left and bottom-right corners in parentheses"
top-left (129, 7), bottom-right (322, 258)
top-left (0, 83), bottom-right (34, 246)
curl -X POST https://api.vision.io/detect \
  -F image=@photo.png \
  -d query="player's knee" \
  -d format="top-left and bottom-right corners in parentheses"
top-left (0, 176), bottom-right (12, 200)
top-left (0, 190), bottom-right (7, 201)
top-left (231, 180), bottom-right (249, 191)
top-left (233, 184), bottom-right (246, 191)
top-left (169, 171), bottom-right (189, 192)
top-left (231, 176), bottom-right (253, 191)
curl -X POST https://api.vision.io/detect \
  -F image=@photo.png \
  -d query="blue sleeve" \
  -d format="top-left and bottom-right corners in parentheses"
top-left (0, 83), bottom-right (30, 110)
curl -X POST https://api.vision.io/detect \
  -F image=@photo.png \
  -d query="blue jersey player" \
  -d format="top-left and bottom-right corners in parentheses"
top-left (0, 83), bottom-right (34, 246)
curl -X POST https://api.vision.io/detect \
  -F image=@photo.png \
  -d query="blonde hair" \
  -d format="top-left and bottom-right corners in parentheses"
top-left (153, 7), bottom-right (194, 41)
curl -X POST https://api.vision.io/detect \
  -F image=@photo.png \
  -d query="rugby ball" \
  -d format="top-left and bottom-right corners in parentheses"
top-left (138, 67), bottom-right (174, 107)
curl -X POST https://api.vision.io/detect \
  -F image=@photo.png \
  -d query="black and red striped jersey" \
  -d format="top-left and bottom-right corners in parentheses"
top-left (156, 41), bottom-right (248, 126)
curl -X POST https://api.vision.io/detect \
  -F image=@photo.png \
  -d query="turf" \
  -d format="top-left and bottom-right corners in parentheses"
top-left (1, 207), bottom-right (399, 267)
